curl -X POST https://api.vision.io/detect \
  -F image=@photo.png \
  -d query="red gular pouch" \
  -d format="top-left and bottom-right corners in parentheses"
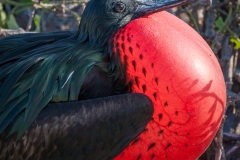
top-left (111, 11), bottom-right (226, 160)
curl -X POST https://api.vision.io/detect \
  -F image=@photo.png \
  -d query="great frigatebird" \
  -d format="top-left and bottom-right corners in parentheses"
top-left (0, 0), bottom-right (226, 160)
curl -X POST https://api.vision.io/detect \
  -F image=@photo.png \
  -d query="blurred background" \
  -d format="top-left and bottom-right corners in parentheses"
top-left (0, 0), bottom-right (239, 159)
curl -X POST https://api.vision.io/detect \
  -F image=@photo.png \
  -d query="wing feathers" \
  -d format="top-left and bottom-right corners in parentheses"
top-left (0, 32), bottom-right (108, 137)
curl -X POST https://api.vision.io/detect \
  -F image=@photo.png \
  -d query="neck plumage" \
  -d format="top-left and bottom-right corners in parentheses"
top-left (75, 13), bottom-right (116, 49)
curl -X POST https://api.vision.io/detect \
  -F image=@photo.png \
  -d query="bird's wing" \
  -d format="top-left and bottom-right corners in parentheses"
top-left (0, 31), bottom-right (74, 59)
top-left (0, 93), bottom-right (153, 160)
top-left (0, 32), bottom-right (108, 137)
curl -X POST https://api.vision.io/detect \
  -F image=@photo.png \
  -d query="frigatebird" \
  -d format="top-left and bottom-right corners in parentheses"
top-left (0, 0), bottom-right (226, 160)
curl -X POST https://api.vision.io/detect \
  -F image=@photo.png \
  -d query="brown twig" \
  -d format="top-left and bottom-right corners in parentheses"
top-left (26, 9), bottom-right (35, 31)
top-left (215, 116), bottom-right (226, 160)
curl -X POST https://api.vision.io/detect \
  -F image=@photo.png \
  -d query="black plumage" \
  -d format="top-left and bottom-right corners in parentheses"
top-left (0, 94), bottom-right (153, 160)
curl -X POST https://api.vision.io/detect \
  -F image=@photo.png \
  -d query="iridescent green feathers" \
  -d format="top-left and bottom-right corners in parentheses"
top-left (0, 0), bottom-right (136, 138)
top-left (0, 32), bottom-right (109, 137)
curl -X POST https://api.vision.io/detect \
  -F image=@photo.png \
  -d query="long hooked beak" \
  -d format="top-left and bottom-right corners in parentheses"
top-left (133, 0), bottom-right (212, 18)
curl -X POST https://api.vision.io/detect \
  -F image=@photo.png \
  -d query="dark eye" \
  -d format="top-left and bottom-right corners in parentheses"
top-left (113, 2), bottom-right (126, 13)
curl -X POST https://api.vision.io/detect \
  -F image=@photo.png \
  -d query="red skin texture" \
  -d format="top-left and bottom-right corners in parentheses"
top-left (112, 11), bottom-right (226, 160)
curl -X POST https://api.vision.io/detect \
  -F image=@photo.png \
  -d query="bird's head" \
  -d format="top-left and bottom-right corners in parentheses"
top-left (77, 0), bottom-right (211, 48)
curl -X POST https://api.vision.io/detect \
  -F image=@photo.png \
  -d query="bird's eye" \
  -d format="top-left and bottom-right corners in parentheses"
top-left (113, 2), bottom-right (126, 13)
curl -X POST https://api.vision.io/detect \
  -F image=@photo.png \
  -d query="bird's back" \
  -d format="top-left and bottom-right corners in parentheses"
top-left (0, 31), bottom-right (74, 61)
